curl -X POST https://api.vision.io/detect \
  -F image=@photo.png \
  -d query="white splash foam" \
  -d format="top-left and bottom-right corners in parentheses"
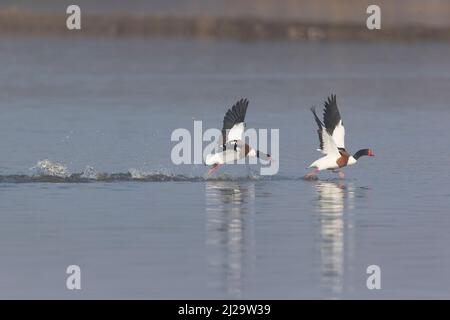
top-left (30, 160), bottom-right (70, 178)
top-left (80, 166), bottom-right (98, 179)
top-left (128, 168), bottom-right (174, 179)
top-left (128, 168), bottom-right (148, 179)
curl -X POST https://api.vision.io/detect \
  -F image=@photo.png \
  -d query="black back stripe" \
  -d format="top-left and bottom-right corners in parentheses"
top-left (310, 106), bottom-right (324, 151)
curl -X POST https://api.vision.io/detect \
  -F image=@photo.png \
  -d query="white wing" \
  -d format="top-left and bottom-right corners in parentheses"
top-left (321, 127), bottom-right (340, 157)
top-left (332, 120), bottom-right (345, 149)
top-left (221, 98), bottom-right (248, 145)
top-left (226, 122), bottom-right (245, 143)
top-left (311, 106), bottom-right (340, 155)
top-left (322, 94), bottom-right (345, 149)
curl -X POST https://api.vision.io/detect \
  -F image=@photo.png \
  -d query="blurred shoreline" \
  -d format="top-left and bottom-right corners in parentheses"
top-left (1, 9), bottom-right (450, 42)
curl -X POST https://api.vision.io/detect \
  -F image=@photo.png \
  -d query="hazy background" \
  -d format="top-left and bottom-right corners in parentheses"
top-left (1, 0), bottom-right (449, 27)
top-left (0, 1), bottom-right (450, 299)
top-left (1, 0), bottom-right (450, 40)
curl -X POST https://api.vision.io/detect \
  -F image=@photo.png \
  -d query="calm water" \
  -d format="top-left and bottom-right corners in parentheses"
top-left (0, 38), bottom-right (450, 299)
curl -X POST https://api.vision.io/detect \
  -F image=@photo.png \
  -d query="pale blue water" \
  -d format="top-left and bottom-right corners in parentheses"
top-left (0, 38), bottom-right (450, 298)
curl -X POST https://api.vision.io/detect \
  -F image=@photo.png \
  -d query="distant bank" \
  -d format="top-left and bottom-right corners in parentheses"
top-left (1, 9), bottom-right (449, 41)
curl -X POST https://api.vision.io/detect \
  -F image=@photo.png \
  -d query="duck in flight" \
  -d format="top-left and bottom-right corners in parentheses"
top-left (205, 98), bottom-right (272, 175)
top-left (305, 94), bottom-right (374, 179)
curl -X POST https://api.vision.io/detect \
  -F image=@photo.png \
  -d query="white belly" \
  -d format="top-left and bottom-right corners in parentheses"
top-left (205, 149), bottom-right (244, 165)
top-left (347, 156), bottom-right (357, 166)
top-left (309, 155), bottom-right (339, 171)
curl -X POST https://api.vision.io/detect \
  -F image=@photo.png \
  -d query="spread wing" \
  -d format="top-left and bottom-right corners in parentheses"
top-left (221, 98), bottom-right (248, 145)
top-left (323, 94), bottom-right (345, 149)
top-left (311, 106), bottom-right (340, 157)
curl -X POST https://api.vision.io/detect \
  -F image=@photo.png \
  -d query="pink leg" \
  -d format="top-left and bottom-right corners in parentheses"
top-left (304, 168), bottom-right (319, 180)
top-left (337, 171), bottom-right (345, 179)
top-left (208, 163), bottom-right (222, 175)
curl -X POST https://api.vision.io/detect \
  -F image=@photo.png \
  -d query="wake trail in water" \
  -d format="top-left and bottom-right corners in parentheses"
top-left (0, 160), bottom-right (297, 184)
top-left (0, 172), bottom-right (201, 183)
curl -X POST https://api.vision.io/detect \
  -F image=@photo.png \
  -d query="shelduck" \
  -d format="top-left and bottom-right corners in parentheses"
top-left (305, 94), bottom-right (374, 179)
top-left (205, 98), bottom-right (272, 175)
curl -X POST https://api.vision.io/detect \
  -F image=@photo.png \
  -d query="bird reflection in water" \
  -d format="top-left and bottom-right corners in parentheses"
top-left (314, 180), bottom-right (356, 297)
top-left (205, 181), bottom-right (256, 299)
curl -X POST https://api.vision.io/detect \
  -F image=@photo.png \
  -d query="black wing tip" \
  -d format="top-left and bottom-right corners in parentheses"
top-left (325, 94), bottom-right (337, 107)
top-left (238, 97), bottom-right (249, 105)
top-left (310, 105), bottom-right (324, 151)
top-left (222, 97), bottom-right (249, 131)
top-left (310, 105), bottom-right (323, 128)
top-left (233, 98), bottom-right (249, 112)
top-left (310, 105), bottom-right (319, 116)
top-left (322, 93), bottom-right (341, 132)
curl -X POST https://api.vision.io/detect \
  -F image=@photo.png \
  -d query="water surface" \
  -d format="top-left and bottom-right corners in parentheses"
top-left (0, 38), bottom-right (449, 298)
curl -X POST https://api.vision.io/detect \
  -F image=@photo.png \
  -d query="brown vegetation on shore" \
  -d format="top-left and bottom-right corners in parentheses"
top-left (0, 9), bottom-right (449, 41)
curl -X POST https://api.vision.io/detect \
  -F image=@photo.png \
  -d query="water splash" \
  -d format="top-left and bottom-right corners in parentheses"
top-left (30, 160), bottom-right (70, 178)
top-left (0, 161), bottom-right (297, 184)
top-left (129, 168), bottom-right (170, 179)
top-left (80, 166), bottom-right (98, 179)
